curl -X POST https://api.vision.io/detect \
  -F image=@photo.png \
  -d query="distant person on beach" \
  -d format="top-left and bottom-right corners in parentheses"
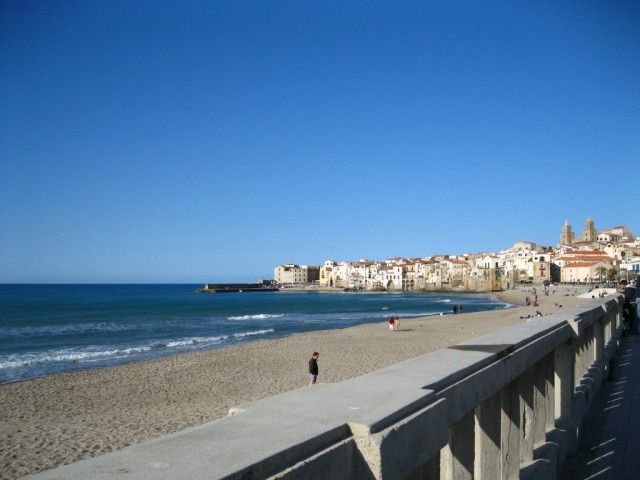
top-left (452, 305), bottom-right (458, 314)
top-left (394, 316), bottom-right (400, 330)
top-left (388, 316), bottom-right (396, 330)
top-left (309, 352), bottom-right (319, 385)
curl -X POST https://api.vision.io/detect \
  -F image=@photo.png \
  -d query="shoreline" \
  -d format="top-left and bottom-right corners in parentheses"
top-left (0, 285), bottom-right (604, 480)
top-left (1, 290), bottom-right (505, 386)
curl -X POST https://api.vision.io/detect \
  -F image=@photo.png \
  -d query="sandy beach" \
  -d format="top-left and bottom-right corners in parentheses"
top-left (0, 286), bottom-right (604, 479)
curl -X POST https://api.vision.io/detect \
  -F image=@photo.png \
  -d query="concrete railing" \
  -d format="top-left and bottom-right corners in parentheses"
top-left (24, 296), bottom-right (625, 480)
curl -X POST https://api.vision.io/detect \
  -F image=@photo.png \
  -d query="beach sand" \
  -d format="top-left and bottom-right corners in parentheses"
top-left (0, 286), bottom-right (605, 479)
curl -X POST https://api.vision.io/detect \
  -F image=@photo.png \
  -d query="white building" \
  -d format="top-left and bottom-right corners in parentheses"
top-left (274, 264), bottom-right (309, 284)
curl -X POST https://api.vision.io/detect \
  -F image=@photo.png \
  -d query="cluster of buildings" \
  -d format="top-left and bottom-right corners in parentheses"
top-left (274, 219), bottom-right (640, 292)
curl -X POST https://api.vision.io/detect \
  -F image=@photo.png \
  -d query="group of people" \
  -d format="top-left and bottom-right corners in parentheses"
top-left (520, 310), bottom-right (545, 320)
top-left (452, 304), bottom-right (464, 314)
top-left (387, 316), bottom-right (400, 331)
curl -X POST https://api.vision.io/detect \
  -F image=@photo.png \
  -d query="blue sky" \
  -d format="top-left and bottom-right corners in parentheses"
top-left (1, 1), bottom-right (638, 283)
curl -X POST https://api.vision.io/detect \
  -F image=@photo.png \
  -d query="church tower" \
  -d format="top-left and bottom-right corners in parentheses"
top-left (560, 220), bottom-right (574, 245)
top-left (582, 217), bottom-right (597, 243)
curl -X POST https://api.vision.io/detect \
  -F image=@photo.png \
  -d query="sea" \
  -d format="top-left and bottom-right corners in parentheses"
top-left (0, 284), bottom-right (512, 383)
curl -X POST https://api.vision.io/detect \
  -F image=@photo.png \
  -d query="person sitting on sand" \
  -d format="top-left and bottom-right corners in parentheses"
top-left (393, 316), bottom-right (400, 330)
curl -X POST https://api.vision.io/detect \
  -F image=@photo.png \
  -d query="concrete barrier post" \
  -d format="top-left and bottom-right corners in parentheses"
top-left (544, 352), bottom-right (555, 433)
top-left (533, 360), bottom-right (547, 445)
top-left (587, 324), bottom-right (595, 367)
top-left (474, 391), bottom-right (501, 479)
top-left (573, 335), bottom-right (586, 388)
top-left (440, 410), bottom-right (474, 480)
top-left (594, 317), bottom-right (604, 363)
top-left (519, 368), bottom-right (535, 464)
top-left (554, 340), bottom-right (576, 456)
top-left (501, 379), bottom-right (521, 480)
top-left (616, 300), bottom-right (623, 329)
top-left (587, 324), bottom-right (602, 369)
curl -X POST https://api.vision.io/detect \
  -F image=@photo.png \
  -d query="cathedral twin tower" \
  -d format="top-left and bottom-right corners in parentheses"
top-left (561, 218), bottom-right (597, 246)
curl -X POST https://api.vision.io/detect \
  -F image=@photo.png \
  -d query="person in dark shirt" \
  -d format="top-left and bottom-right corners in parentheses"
top-left (618, 280), bottom-right (637, 334)
top-left (309, 352), bottom-right (319, 385)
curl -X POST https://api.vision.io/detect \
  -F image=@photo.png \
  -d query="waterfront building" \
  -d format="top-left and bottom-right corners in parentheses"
top-left (287, 219), bottom-right (634, 293)
top-left (440, 258), bottom-right (471, 289)
top-left (274, 264), bottom-right (319, 285)
top-left (560, 260), bottom-right (613, 283)
top-left (380, 264), bottom-right (404, 290)
top-left (319, 260), bottom-right (337, 287)
top-left (552, 249), bottom-right (613, 269)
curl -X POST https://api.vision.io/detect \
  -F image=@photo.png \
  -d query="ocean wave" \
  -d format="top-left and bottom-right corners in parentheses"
top-left (438, 299), bottom-right (452, 303)
top-left (233, 328), bottom-right (274, 338)
top-left (227, 313), bottom-right (285, 321)
top-left (0, 321), bottom-right (141, 337)
top-left (0, 329), bottom-right (277, 371)
top-left (164, 329), bottom-right (274, 346)
top-left (0, 346), bottom-right (154, 370)
top-left (165, 335), bottom-right (229, 348)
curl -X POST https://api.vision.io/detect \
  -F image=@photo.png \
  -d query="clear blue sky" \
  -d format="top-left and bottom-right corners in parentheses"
top-left (1, 1), bottom-right (638, 283)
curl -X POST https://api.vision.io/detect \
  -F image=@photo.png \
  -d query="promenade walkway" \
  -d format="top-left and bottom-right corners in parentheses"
top-left (564, 335), bottom-right (640, 479)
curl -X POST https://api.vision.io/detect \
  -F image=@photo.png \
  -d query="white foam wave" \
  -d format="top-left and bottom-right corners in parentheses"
top-left (227, 314), bottom-right (285, 321)
top-left (0, 329), bottom-right (277, 371)
top-left (0, 346), bottom-right (153, 369)
top-left (438, 299), bottom-right (452, 303)
top-left (233, 328), bottom-right (274, 338)
top-left (165, 335), bottom-right (229, 348)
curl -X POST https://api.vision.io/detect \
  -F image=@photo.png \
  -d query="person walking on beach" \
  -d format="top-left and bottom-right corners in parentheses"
top-left (309, 352), bottom-right (319, 385)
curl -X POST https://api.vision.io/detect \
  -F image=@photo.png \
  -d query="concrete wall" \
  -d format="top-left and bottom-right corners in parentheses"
top-left (23, 297), bottom-right (625, 480)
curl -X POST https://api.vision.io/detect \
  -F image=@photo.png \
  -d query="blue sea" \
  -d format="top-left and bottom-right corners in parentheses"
top-left (0, 284), bottom-right (512, 383)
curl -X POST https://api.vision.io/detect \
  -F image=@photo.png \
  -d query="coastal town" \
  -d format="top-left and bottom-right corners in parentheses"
top-left (274, 218), bottom-right (639, 292)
